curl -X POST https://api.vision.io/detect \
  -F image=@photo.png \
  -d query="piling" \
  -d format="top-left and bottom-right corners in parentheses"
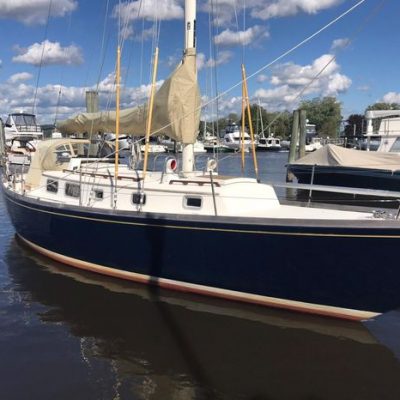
top-left (287, 110), bottom-right (300, 182)
top-left (86, 91), bottom-right (99, 113)
top-left (85, 91), bottom-right (100, 157)
top-left (0, 119), bottom-right (5, 167)
top-left (298, 109), bottom-right (307, 159)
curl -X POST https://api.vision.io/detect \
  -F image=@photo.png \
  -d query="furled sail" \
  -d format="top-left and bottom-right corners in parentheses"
top-left (57, 49), bottom-right (201, 144)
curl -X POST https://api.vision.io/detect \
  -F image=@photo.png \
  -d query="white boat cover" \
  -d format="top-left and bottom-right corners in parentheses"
top-left (26, 138), bottom-right (89, 188)
top-left (291, 144), bottom-right (400, 171)
top-left (56, 49), bottom-right (201, 144)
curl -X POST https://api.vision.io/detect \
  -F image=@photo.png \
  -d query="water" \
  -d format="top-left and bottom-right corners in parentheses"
top-left (1, 152), bottom-right (400, 400)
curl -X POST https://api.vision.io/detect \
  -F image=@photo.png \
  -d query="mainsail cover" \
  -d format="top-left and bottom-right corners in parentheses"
top-left (57, 49), bottom-right (201, 144)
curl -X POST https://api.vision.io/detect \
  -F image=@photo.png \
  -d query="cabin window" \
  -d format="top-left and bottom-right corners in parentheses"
top-left (65, 183), bottom-right (81, 198)
top-left (185, 196), bottom-right (202, 208)
top-left (46, 179), bottom-right (58, 193)
top-left (132, 193), bottom-right (146, 205)
top-left (94, 189), bottom-right (103, 200)
top-left (390, 138), bottom-right (400, 152)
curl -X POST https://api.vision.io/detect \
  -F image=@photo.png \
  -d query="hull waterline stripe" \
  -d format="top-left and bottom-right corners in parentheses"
top-left (18, 235), bottom-right (379, 321)
top-left (6, 193), bottom-right (400, 239)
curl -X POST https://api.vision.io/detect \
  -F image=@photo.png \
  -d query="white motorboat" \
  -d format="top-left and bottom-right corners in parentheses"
top-left (257, 136), bottom-right (281, 151)
top-left (4, 112), bottom-right (44, 166)
top-left (222, 122), bottom-right (252, 152)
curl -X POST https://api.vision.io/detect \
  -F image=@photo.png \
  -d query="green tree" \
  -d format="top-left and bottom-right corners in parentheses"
top-left (266, 111), bottom-right (292, 139)
top-left (344, 114), bottom-right (364, 137)
top-left (299, 97), bottom-right (342, 137)
top-left (366, 102), bottom-right (400, 111)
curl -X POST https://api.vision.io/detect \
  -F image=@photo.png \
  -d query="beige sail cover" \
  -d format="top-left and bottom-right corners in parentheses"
top-left (291, 144), bottom-right (400, 171)
top-left (57, 49), bottom-right (201, 144)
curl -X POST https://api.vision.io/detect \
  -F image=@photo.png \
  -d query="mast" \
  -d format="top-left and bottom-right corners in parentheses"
top-left (182, 0), bottom-right (197, 175)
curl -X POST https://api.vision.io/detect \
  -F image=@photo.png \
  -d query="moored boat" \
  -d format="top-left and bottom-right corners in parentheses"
top-left (222, 122), bottom-right (252, 152)
top-left (3, 0), bottom-right (400, 323)
top-left (257, 136), bottom-right (281, 151)
top-left (4, 112), bottom-right (44, 166)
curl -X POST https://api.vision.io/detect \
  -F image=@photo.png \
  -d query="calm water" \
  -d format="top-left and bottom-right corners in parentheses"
top-left (1, 152), bottom-right (400, 400)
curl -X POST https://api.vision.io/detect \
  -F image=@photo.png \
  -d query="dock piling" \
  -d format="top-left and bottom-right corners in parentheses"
top-left (287, 110), bottom-right (300, 182)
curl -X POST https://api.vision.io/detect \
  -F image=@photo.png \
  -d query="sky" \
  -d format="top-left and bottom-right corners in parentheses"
top-left (0, 0), bottom-right (399, 126)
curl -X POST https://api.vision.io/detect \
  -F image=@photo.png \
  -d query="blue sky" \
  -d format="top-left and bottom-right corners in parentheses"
top-left (0, 0), bottom-right (399, 125)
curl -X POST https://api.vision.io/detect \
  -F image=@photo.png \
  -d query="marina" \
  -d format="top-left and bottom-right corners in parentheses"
top-left (2, 0), bottom-right (400, 398)
top-left (2, 151), bottom-right (400, 399)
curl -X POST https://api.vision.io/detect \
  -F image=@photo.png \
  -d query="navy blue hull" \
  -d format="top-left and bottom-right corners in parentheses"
top-left (288, 164), bottom-right (400, 192)
top-left (4, 188), bottom-right (400, 317)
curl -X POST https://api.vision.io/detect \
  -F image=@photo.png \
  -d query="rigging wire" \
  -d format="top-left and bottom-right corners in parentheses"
top-left (210, 0), bottom-right (221, 138)
top-left (54, 10), bottom-right (73, 125)
top-left (200, 0), bottom-right (368, 116)
top-left (57, 0), bottom-right (371, 159)
top-left (259, 0), bottom-right (388, 137)
top-left (135, 0), bottom-right (370, 142)
top-left (32, 0), bottom-right (53, 115)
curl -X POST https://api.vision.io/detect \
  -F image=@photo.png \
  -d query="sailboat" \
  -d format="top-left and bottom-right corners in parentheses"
top-left (3, 0), bottom-right (400, 321)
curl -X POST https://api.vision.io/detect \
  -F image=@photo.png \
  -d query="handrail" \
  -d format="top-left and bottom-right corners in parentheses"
top-left (61, 169), bottom-right (143, 182)
top-left (169, 179), bottom-right (220, 187)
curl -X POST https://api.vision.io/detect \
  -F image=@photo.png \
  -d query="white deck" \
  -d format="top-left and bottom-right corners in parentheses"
top-left (5, 159), bottom-right (375, 221)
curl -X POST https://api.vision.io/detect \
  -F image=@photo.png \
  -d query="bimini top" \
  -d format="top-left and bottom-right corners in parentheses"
top-left (291, 144), bottom-right (400, 172)
top-left (26, 138), bottom-right (89, 188)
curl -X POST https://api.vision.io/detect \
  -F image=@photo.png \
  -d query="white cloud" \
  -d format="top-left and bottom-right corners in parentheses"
top-left (251, 0), bottom-right (343, 20)
top-left (114, 0), bottom-right (183, 21)
top-left (331, 38), bottom-right (350, 51)
top-left (214, 25), bottom-right (269, 47)
top-left (0, 0), bottom-right (77, 25)
top-left (382, 92), bottom-right (400, 104)
top-left (357, 85), bottom-right (370, 92)
top-left (12, 40), bottom-right (84, 66)
top-left (197, 51), bottom-right (233, 71)
top-left (114, 0), bottom-right (183, 41)
top-left (202, 0), bottom-right (342, 25)
top-left (256, 74), bottom-right (268, 83)
top-left (8, 72), bottom-right (33, 83)
top-left (0, 67), bottom-right (168, 124)
top-left (254, 53), bottom-right (351, 110)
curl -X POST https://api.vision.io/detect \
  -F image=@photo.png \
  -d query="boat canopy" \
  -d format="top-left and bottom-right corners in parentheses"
top-left (26, 138), bottom-right (89, 188)
top-left (291, 144), bottom-right (400, 171)
top-left (56, 49), bottom-right (201, 144)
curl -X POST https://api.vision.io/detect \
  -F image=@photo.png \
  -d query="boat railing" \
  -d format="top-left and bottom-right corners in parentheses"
top-left (62, 169), bottom-right (143, 182)
top-left (169, 179), bottom-right (220, 187)
top-left (15, 125), bottom-right (43, 133)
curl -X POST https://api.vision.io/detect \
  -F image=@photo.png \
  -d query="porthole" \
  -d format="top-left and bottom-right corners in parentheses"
top-left (132, 192), bottom-right (146, 205)
top-left (65, 183), bottom-right (80, 198)
top-left (185, 196), bottom-right (202, 208)
top-left (46, 179), bottom-right (58, 193)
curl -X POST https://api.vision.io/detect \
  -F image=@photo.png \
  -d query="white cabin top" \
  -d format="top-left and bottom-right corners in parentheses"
top-left (4, 112), bottom-right (44, 141)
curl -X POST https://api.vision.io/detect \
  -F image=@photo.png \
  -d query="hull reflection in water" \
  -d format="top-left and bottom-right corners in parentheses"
top-left (5, 237), bottom-right (400, 400)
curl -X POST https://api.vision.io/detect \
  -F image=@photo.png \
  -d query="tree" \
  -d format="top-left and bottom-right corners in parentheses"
top-left (299, 97), bottom-right (342, 137)
top-left (265, 111), bottom-right (292, 139)
top-left (344, 114), bottom-right (364, 137)
top-left (366, 102), bottom-right (400, 111)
